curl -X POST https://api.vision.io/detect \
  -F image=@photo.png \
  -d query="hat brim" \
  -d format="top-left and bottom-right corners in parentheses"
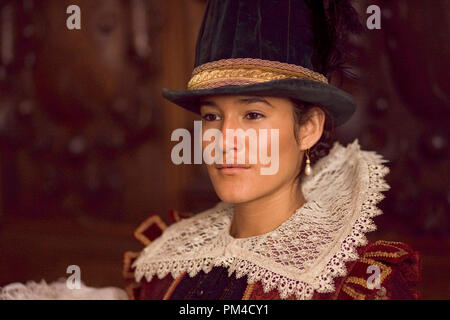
top-left (162, 78), bottom-right (355, 126)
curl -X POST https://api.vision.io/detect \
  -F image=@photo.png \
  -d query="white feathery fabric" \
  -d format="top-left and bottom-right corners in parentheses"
top-left (0, 278), bottom-right (128, 300)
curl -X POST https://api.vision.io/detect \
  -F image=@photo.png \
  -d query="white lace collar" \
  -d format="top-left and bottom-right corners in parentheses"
top-left (132, 140), bottom-right (390, 299)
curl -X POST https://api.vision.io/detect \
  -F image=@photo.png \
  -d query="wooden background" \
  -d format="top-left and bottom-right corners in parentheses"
top-left (0, 0), bottom-right (448, 299)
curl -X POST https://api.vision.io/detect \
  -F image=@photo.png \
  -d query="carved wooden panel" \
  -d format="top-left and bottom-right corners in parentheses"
top-left (0, 0), bottom-right (170, 222)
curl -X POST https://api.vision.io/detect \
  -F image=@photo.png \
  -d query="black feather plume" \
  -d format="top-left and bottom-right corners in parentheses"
top-left (307, 0), bottom-right (363, 81)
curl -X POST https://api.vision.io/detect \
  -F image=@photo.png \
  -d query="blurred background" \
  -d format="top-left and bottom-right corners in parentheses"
top-left (0, 0), bottom-right (448, 299)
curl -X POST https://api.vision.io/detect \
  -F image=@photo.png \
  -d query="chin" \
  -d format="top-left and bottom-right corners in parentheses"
top-left (216, 192), bottom-right (252, 204)
top-left (213, 182), bottom-right (255, 204)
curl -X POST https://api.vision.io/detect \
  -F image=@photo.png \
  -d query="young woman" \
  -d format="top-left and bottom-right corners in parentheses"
top-left (124, 0), bottom-right (422, 300)
top-left (1, 0), bottom-right (421, 300)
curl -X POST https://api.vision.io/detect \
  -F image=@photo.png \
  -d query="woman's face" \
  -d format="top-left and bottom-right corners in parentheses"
top-left (199, 95), bottom-right (304, 204)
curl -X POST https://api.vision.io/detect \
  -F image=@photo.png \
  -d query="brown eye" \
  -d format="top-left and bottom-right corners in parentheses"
top-left (202, 113), bottom-right (221, 121)
top-left (245, 112), bottom-right (264, 120)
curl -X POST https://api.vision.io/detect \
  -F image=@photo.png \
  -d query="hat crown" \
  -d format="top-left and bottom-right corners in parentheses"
top-left (162, 0), bottom-right (359, 127)
top-left (195, 0), bottom-right (320, 73)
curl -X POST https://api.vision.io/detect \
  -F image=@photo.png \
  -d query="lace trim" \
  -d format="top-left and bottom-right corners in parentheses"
top-left (133, 140), bottom-right (389, 299)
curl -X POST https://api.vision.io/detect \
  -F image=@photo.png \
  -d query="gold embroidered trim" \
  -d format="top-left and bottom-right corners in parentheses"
top-left (125, 282), bottom-right (142, 300)
top-left (241, 283), bottom-right (255, 300)
top-left (134, 215), bottom-right (167, 246)
top-left (342, 257), bottom-right (392, 300)
top-left (163, 272), bottom-right (187, 300)
top-left (171, 210), bottom-right (182, 222)
top-left (187, 58), bottom-right (328, 90)
top-left (375, 240), bottom-right (406, 246)
top-left (357, 258), bottom-right (393, 284)
top-left (364, 250), bottom-right (408, 259)
top-left (122, 251), bottom-right (141, 280)
top-left (341, 285), bottom-right (366, 300)
top-left (363, 241), bottom-right (409, 259)
top-left (169, 209), bottom-right (194, 223)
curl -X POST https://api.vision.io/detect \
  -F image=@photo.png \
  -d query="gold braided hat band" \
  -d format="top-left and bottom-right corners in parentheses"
top-left (187, 58), bottom-right (329, 90)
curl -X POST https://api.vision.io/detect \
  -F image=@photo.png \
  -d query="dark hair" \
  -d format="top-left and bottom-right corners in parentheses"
top-left (290, 99), bottom-right (336, 168)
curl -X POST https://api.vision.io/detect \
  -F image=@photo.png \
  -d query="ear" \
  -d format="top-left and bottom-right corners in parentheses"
top-left (297, 107), bottom-right (325, 151)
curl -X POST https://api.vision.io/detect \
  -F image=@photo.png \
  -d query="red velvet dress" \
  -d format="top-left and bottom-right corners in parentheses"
top-left (123, 209), bottom-right (422, 300)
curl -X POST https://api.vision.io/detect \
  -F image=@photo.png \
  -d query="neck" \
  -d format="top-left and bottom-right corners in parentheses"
top-left (229, 180), bottom-right (305, 239)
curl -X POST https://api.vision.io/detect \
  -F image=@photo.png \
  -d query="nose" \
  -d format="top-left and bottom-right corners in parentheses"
top-left (220, 116), bottom-right (242, 154)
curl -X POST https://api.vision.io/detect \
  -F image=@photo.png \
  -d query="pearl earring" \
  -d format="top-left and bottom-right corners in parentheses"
top-left (304, 149), bottom-right (312, 176)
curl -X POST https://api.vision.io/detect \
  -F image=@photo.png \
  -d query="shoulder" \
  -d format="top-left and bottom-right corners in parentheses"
top-left (336, 240), bottom-right (422, 300)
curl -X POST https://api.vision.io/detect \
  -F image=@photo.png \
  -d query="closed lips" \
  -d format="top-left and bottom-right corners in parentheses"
top-left (216, 165), bottom-right (251, 169)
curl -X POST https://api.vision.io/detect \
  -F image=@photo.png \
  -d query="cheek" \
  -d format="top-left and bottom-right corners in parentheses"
top-left (258, 124), bottom-right (301, 178)
top-left (277, 129), bottom-right (302, 173)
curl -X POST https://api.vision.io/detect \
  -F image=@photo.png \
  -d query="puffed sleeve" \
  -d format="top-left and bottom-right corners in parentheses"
top-left (337, 240), bottom-right (422, 300)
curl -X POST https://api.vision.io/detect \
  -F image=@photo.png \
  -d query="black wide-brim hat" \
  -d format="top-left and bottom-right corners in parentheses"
top-left (162, 0), bottom-right (357, 126)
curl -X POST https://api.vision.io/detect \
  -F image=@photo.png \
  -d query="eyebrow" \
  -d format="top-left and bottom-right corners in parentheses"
top-left (199, 96), bottom-right (274, 108)
top-left (239, 96), bottom-right (274, 107)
